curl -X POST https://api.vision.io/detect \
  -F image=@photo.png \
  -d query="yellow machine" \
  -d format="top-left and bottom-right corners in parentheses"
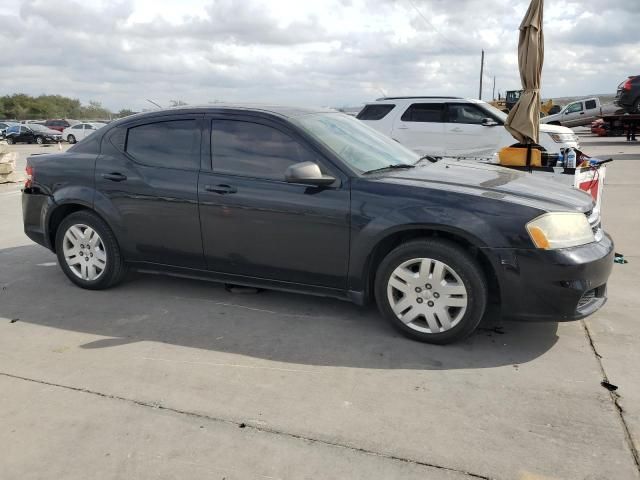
top-left (489, 90), bottom-right (557, 117)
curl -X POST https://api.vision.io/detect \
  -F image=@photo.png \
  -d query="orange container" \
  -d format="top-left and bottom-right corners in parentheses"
top-left (498, 146), bottom-right (542, 167)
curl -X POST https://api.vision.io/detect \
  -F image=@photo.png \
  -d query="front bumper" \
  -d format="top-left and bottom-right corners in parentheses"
top-left (489, 233), bottom-right (614, 322)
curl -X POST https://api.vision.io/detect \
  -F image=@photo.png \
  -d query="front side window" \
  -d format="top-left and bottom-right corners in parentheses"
top-left (447, 104), bottom-right (486, 124)
top-left (126, 119), bottom-right (200, 169)
top-left (566, 102), bottom-right (583, 113)
top-left (72, 124), bottom-right (84, 130)
top-left (400, 103), bottom-right (443, 122)
top-left (211, 120), bottom-right (315, 181)
top-left (357, 104), bottom-right (395, 121)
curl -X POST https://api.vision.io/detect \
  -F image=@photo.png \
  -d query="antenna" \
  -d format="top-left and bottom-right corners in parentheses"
top-left (146, 99), bottom-right (162, 109)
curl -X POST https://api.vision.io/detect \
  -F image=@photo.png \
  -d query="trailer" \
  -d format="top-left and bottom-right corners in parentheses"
top-left (593, 113), bottom-right (640, 138)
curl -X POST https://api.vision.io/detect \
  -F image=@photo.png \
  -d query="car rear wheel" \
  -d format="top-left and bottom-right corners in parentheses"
top-left (55, 211), bottom-right (127, 290)
top-left (634, 98), bottom-right (640, 114)
top-left (67, 134), bottom-right (76, 144)
top-left (35, 136), bottom-right (44, 144)
top-left (375, 239), bottom-right (487, 344)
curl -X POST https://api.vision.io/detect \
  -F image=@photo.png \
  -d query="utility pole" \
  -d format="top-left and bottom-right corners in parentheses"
top-left (492, 76), bottom-right (496, 101)
top-left (478, 49), bottom-right (485, 100)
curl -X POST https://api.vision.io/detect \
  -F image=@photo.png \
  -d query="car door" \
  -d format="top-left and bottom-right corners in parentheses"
top-left (69, 123), bottom-right (85, 140)
top-left (443, 103), bottom-right (500, 157)
top-left (561, 101), bottom-right (584, 127)
top-left (94, 114), bottom-right (205, 269)
top-left (19, 126), bottom-right (34, 143)
top-left (390, 103), bottom-right (445, 156)
top-left (583, 99), bottom-right (599, 123)
top-left (198, 115), bottom-right (350, 289)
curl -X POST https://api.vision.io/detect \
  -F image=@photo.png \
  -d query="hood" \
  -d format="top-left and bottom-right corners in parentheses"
top-left (539, 122), bottom-right (572, 133)
top-left (377, 160), bottom-right (593, 213)
top-left (35, 128), bottom-right (61, 135)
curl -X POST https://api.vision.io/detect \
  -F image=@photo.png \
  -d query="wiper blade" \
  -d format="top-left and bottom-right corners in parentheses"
top-left (363, 164), bottom-right (415, 174)
top-left (415, 154), bottom-right (440, 165)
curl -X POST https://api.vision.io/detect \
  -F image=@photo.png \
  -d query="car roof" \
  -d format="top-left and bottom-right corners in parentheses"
top-left (113, 104), bottom-right (336, 124)
top-left (375, 96), bottom-right (463, 101)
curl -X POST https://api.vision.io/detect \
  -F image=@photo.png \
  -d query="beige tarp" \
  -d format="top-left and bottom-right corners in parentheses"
top-left (505, 0), bottom-right (544, 144)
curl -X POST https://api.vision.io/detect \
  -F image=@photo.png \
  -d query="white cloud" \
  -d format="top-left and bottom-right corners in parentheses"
top-left (0, 0), bottom-right (636, 111)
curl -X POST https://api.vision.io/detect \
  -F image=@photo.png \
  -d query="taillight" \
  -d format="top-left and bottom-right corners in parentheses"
top-left (623, 79), bottom-right (633, 91)
top-left (25, 165), bottom-right (33, 189)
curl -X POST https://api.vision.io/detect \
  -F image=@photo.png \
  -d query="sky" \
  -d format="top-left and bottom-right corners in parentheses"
top-left (0, 0), bottom-right (637, 111)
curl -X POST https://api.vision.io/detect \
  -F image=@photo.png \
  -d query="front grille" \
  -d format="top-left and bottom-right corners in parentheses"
top-left (577, 289), bottom-right (596, 309)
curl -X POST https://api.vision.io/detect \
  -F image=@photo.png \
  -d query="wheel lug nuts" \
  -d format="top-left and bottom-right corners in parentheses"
top-left (85, 257), bottom-right (89, 261)
top-left (427, 301), bottom-right (434, 307)
top-left (425, 284), bottom-right (432, 289)
top-left (90, 253), bottom-right (93, 257)
top-left (433, 293), bottom-right (440, 298)
top-left (415, 287), bottom-right (422, 293)
top-left (416, 298), bottom-right (423, 304)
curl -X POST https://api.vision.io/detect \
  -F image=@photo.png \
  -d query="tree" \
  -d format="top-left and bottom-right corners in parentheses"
top-left (170, 100), bottom-right (188, 107)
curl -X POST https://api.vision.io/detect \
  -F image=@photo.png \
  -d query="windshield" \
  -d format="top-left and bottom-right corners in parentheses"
top-left (29, 124), bottom-right (48, 132)
top-left (294, 112), bottom-right (420, 173)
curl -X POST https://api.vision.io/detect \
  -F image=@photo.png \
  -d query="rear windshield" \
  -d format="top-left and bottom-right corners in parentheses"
top-left (356, 104), bottom-right (395, 121)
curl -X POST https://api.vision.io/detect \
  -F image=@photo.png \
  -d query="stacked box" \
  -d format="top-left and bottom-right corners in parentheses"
top-left (0, 142), bottom-right (20, 184)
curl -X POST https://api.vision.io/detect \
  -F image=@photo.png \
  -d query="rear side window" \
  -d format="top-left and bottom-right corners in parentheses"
top-left (585, 100), bottom-right (597, 110)
top-left (356, 104), bottom-right (395, 120)
top-left (400, 104), bottom-right (444, 122)
top-left (126, 120), bottom-right (200, 170)
top-left (211, 120), bottom-right (315, 181)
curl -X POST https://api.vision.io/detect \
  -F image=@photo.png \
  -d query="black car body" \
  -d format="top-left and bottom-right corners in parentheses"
top-left (6, 124), bottom-right (62, 144)
top-left (615, 75), bottom-right (640, 113)
top-left (22, 106), bottom-right (614, 343)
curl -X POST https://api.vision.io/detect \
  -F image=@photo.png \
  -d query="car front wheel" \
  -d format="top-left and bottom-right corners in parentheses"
top-left (6, 137), bottom-right (14, 145)
top-left (375, 239), bottom-right (487, 344)
top-left (67, 135), bottom-right (76, 144)
top-left (55, 211), bottom-right (127, 290)
top-left (35, 136), bottom-right (44, 144)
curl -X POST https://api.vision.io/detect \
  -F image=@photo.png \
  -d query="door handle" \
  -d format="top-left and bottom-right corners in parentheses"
top-left (205, 184), bottom-right (237, 194)
top-left (396, 126), bottom-right (409, 130)
top-left (102, 172), bottom-right (127, 182)
top-left (579, 112), bottom-right (584, 115)
top-left (451, 128), bottom-right (464, 133)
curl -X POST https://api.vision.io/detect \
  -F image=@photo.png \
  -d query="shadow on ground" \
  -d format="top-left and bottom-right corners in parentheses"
top-left (1, 245), bottom-right (559, 370)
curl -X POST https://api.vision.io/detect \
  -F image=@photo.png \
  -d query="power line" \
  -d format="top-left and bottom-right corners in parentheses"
top-left (406, 0), bottom-right (470, 55)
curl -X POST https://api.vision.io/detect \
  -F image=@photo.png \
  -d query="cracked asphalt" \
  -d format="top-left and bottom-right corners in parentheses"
top-left (1, 135), bottom-right (639, 480)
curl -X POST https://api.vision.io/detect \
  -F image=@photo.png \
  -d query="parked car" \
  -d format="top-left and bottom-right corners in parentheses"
top-left (0, 121), bottom-right (20, 138)
top-left (541, 97), bottom-right (620, 127)
top-left (62, 122), bottom-right (107, 144)
top-left (22, 105), bottom-right (613, 344)
top-left (5, 124), bottom-right (62, 144)
top-left (357, 97), bottom-right (579, 159)
top-left (615, 76), bottom-right (640, 113)
top-left (44, 119), bottom-right (79, 132)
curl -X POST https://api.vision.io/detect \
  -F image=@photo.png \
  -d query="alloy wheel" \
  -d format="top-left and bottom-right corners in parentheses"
top-left (386, 257), bottom-right (468, 334)
top-left (62, 224), bottom-right (107, 281)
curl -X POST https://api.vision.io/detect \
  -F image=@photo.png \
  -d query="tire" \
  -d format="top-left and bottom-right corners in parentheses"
top-left (374, 239), bottom-right (487, 344)
top-left (634, 98), bottom-right (640, 114)
top-left (6, 137), bottom-right (14, 145)
top-left (35, 136), bottom-right (44, 145)
top-left (55, 210), bottom-right (127, 290)
top-left (67, 135), bottom-right (76, 144)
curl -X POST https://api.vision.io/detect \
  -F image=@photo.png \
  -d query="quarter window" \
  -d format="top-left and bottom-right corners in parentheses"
top-left (126, 120), bottom-right (200, 169)
top-left (356, 104), bottom-right (395, 120)
top-left (211, 120), bottom-right (315, 180)
top-left (585, 100), bottom-right (597, 110)
top-left (446, 104), bottom-right (486, 124)
top-left (400, 103), bottom-right (443, 122)
top-left (72, 124), bottom-right (84, 130)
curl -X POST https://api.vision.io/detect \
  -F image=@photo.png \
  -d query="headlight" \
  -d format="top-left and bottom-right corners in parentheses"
top-left (548, 133), bottom-right (577, 143)
top-left (526, 212), bottom-right (595, 249)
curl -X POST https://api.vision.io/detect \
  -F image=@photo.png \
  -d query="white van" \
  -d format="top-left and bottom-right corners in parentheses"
top-left (357, 97), bottom-right (579, 160)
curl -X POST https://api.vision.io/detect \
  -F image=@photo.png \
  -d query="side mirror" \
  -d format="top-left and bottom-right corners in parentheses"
top-left (285, 162), bottom-right (336, 186)
top-left (481, 118), bottom-right (499, 126)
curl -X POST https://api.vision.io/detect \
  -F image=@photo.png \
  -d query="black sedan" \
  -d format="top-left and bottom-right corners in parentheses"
top-left (21, 105), bottom-right (614, 344)
top-left (5, 124), bottom-right (62, 144)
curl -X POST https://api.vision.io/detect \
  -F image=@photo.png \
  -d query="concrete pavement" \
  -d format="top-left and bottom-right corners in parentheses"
top-left (0, 135), bottom-right (639, 479)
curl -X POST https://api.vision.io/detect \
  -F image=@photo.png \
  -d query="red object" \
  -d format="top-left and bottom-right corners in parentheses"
top-left (590, 119), bottom-right (607, 136)
top-left (25, 165), bottom-right (33, 189)
top-left (623, 78), bottom-right (633, 91)
top-left (579, 178), bottom-right (599, 200)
